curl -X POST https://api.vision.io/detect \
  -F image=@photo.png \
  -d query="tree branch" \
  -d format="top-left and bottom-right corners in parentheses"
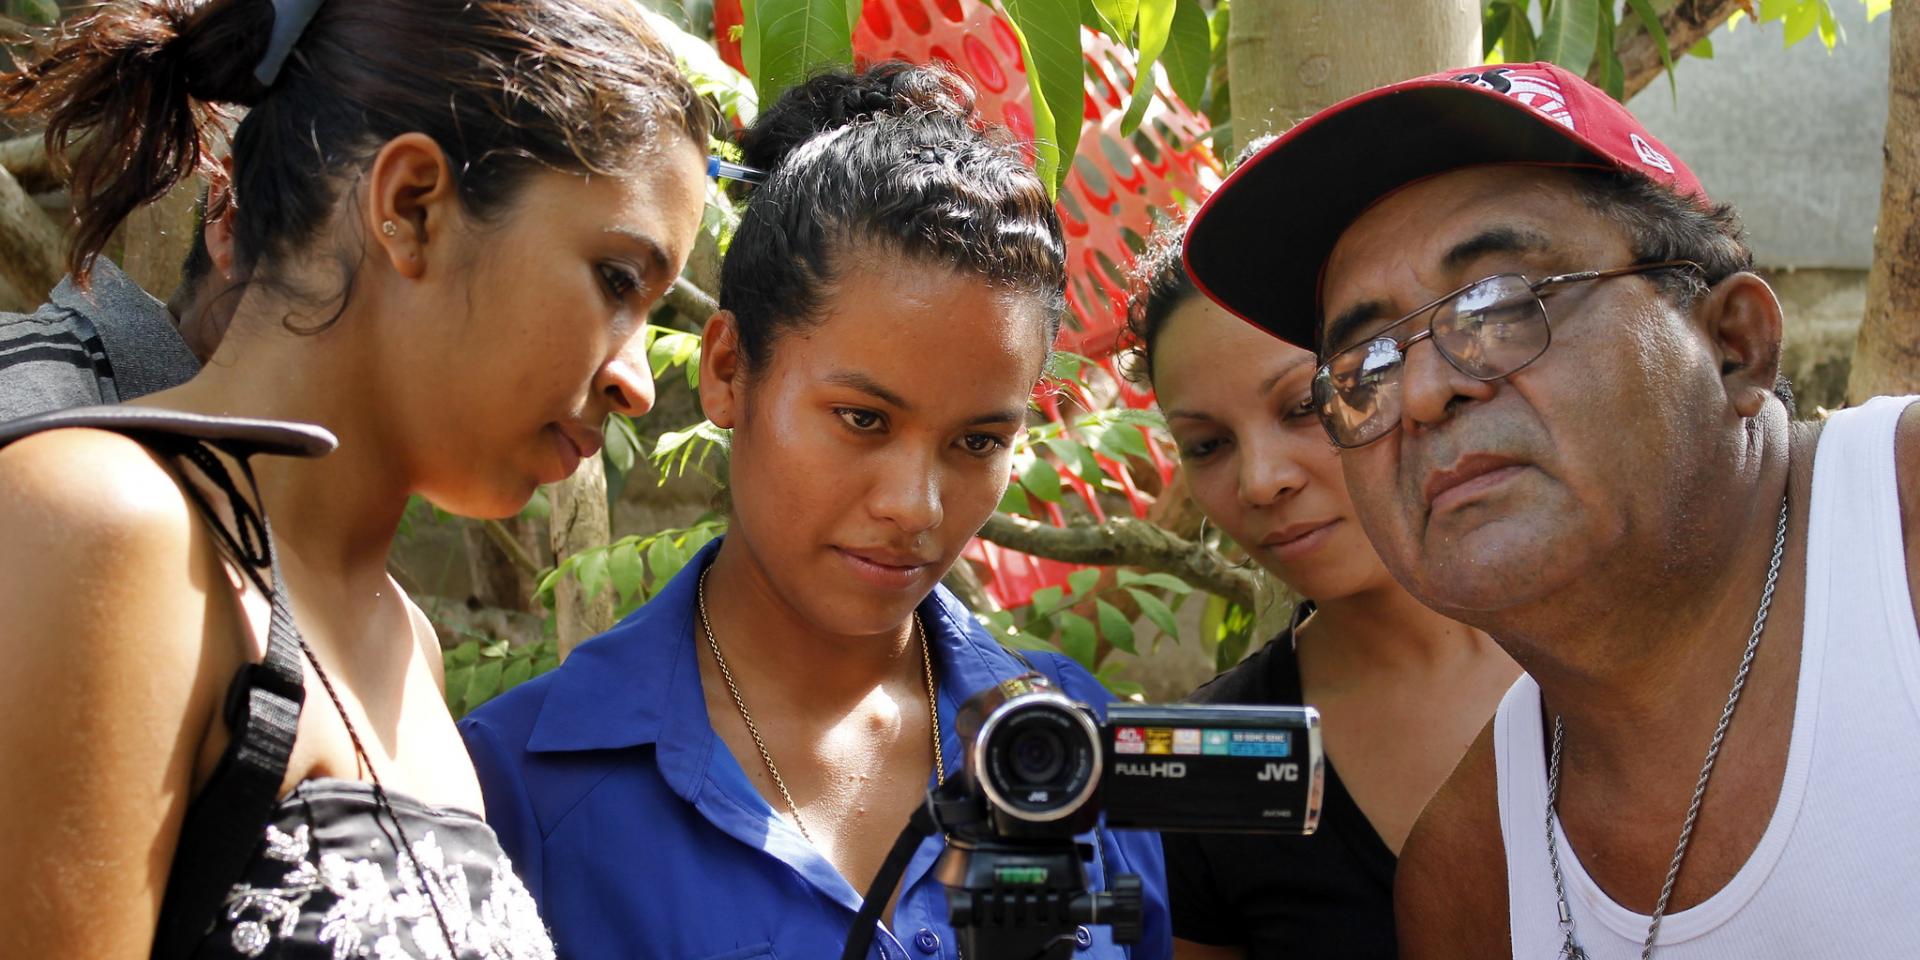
top-left (977, 513), bottom-right (1261, 611)
top-left (0, 133), bottom-right (60, 195)
top-left (1610, 0), bottom-right (1744, 102)
top-left (0, 162), bottom-right (65, 307)
top-left (480, 518), bottom-right (543, 580)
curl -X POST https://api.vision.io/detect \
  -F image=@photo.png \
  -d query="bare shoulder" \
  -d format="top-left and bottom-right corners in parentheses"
top-left (1896, 402), bottom-right (1920, 613)
top-left (0, 427), bottom-right (238, 955)
top-left (0, 426), bottom-right (205, 596)
top-left (403, 591), bottom-right (447, 691)
top-left (1396, 717), bottom-right (1509, 960)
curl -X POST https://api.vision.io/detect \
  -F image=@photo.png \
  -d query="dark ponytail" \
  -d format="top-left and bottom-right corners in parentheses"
top-left (719, 61), bottom-right (1066, 373)
top-left (4, 0), bottom-right (713, 290)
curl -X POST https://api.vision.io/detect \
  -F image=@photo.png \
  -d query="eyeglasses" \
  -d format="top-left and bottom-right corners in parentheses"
top-left (1311, 260), bottom-right (1702, 448)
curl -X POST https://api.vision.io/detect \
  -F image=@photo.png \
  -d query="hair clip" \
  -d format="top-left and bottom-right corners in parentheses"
top-left (708, 156), bottom-right (767, 184)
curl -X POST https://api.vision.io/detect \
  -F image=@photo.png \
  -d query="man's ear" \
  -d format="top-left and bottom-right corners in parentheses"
top-left (363, 132), bottom-right (460, 281)
top-left (1697, 271), bottom-right (1784, 419)
top-left (699, 311), bottom-right (746, 428)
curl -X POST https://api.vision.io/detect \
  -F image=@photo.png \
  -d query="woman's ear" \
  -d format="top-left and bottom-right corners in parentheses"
top-left (363, 132), bottom-right (459, 281)
top-left (699, 311), bottom-right (745, 428)
top-left (1697, 271), bottom-right (1785, 419)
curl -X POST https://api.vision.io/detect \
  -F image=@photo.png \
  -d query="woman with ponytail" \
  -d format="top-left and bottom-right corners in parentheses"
top-left (460, 62), bottom-right (1172, 960)
top-left (0, 2), bottom-right (711, 957)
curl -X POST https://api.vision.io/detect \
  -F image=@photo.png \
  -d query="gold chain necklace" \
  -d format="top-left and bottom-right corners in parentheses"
top-left (697, 567), bottom-right (944, 844)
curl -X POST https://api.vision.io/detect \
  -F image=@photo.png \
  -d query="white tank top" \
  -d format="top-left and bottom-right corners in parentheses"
top-left (1495, 395), bottom-right (1920, 959)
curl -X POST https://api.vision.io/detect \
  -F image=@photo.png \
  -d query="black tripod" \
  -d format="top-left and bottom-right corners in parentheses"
top-left (838, 779), bottom-right (1141, 960)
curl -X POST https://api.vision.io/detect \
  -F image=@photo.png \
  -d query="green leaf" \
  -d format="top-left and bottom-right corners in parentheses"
top-left (1815, 1), bottom-right (1839, 49)
top-left (743, 0), bottom-right (858, 101)
top-left (998, 481), bottom-right (1034, 516)
top-left (574, 548), bottom-right (610, 601)
top-left (1782, 0), bottom-right (1819, 46)
top-left (1043, 438), bottom-right (1104, 484)
top-left (1867, 0), bottom-right (1891, 21)
top-left (500, 656), bottom-right (535, 695)
top-left (1103, 678), bottom-right (1146, 699)
top-left (1003, 630), bottom-right (1058, 652)
top-left (604, 414), bottom-right (640, 475)
top-left (15, 0), bottom-right (58, 24)
top-left (1503, 0), bottom-right (1538, 61)
top-left (1538, 0), bottom-right (1601, 75)
top-left (1759, 0), bottom-right (1792, 22)
top-left (646, 535), bottom-right (683, 584)
top-left (1001, 0), bottom-right (1086, 196)
top-left (1623, 0), bottom-right (1674, 102)
top-left (443, 663), bottom-right (471, 713)
top-left (1082, 0), bottom-right (1136, 42)
top-left (1028, 585), bottom-right (1066, 617)
top-left (1127, 587), bottom-right (1181, 642)
top-left (1688, 36), bottom-right (1714, 58)
top-left (1133, 572), bottom-right (1193, 594)
top-left (1483, 1), bottom-right (1513, 58)
top-left (1593, 0), bottom-right (1624, 101)
top-left (1159, 0), bottom-right (1210, 108)
top-left (1121, 0), bottom-right (1177, 135)
top-left (1094, 598), bottom-right (1136, 654)
top-left (1056, 611), bottom-right (1098, 667)
top-left (1021, 456), bottom-right (1065, 503)
top-left (608, 542), bottom-right (644, 601)
top-left (462, 659), bottom-right (505, 715)
top-left (1067, 567), bottom-right (1102, 598)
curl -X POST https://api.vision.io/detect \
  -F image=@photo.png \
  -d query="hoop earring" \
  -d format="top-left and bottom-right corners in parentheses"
top-left (380, 220), bottom-right (398, 237)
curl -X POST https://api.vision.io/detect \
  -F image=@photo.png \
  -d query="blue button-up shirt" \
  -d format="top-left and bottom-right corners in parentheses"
top-left (461, 539), bottom-right (1170, 960)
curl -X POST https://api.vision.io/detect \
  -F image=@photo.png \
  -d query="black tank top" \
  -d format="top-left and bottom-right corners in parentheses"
top-left (0, 407), bottom-right (554, 959)
top-left (1162, 611), bottom-right (1399, 958)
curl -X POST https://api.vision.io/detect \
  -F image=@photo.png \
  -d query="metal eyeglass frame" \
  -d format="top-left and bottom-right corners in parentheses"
top-left (1311, 259), bottom-right (1704, 449)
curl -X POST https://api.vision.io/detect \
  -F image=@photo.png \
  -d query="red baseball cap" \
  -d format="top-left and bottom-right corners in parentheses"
top-left (1182, 61), bottom-right (1707, 350)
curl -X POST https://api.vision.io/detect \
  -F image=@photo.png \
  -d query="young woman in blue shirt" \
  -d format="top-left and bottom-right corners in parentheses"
top-left (460, 63), bottom-right (1170, 960)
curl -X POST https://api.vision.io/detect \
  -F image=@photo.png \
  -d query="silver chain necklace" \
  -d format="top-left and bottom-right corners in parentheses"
top-left (697, 567), bottom-right (944, 844)
top-left (1547, 492), bottom-right (1789, 960)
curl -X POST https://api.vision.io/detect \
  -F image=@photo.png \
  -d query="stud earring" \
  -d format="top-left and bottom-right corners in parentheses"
top-left (380, 220), bottom-right (398, 237)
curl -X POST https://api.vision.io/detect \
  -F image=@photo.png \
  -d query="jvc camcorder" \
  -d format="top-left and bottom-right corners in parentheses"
top-left (954, 673), bottom-right (1324, 839)
top-left (841, 673), bottom-right (1323, 960)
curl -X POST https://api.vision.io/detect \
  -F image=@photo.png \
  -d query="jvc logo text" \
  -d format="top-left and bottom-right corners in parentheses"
top-left (1114, 761), bottom-right (1187, 779)
top-left (1256, 763), bottom-right (1300, 782)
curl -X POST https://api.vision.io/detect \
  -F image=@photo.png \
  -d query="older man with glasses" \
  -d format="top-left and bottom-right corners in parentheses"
top-left (1183, 62), bottom-right (1920, 959)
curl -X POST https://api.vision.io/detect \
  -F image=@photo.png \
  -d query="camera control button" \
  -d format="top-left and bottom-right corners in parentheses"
top-left (912, 929), bottom-right (941, 954)
top-left (1074, 925), bottom-right (1094, 950)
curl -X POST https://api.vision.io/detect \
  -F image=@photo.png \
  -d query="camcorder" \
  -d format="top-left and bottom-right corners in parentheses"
top-left (840, 673), bottom-right (1322, 960)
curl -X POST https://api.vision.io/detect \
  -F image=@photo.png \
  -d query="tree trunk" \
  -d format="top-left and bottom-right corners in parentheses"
top-left (550, 456), bottom-right (617, 659)
top-left (115, 177), bottom-right (201, 300)
top-left (0, 162), bottom-right (63, 312)
top-left (1850, 0), bottom-right (1920, 402)
top-left (1227, 0), bottom-right (1481, 150)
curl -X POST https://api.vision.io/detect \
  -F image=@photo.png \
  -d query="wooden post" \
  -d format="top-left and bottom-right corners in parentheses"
top-left (549, 454), bottom-right (617, 659)
top-left (1227, 0), bottom-right (1481, 151)
top-left (0, 162), bottom-right (65, 311)
top-left (1850, 0), bottom-right (1920, 402)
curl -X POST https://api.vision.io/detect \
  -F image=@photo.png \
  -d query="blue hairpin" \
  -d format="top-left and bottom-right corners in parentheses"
top-left (708, 156), bottom-right (768, 184)
top-left (254, 0), bottom-right (327, 87)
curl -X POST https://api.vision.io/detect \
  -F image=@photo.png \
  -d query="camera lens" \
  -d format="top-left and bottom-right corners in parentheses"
top-left (977, 697), bottom-right (1100, 823)
top-left (1009, 726), bottom-right (1067, 784)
